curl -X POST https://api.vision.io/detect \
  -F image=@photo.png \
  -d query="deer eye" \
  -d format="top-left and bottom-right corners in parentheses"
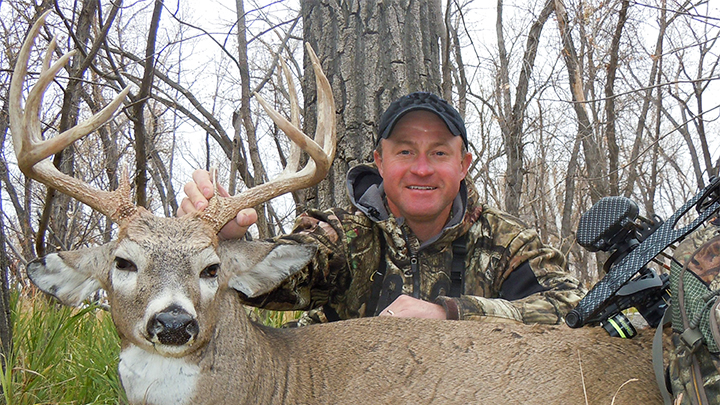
top-left (115, 257), bottom-right (137, 272)
top-left (200, 264), bottom-right (219, 279)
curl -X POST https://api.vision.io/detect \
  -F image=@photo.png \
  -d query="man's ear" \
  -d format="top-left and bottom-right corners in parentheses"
top-left (461, 151), bottom-right (473, 177)
top-left (220, 241), bottom-right (317, 298)
top-left (373, 148), bottom-right (384, 177)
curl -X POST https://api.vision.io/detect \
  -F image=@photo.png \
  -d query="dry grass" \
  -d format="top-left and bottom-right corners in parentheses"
top-left (578, 349), bottom-right (648, 405)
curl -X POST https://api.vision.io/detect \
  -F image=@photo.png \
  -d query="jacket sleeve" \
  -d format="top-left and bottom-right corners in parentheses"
top-left (238, 209), bottom-right (351, 312)
top-left (435, 209), bottom-right (586, 325)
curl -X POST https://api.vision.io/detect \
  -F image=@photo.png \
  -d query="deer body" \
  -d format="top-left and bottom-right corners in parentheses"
top-left (28, 213), bottom-right (662, 405)
top-left (135, 311), bottom-right (664, 405)
top-left (189, 306), bottom-right (662, 405)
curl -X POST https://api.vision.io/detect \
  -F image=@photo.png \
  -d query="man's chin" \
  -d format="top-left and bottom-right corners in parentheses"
top-left (397, 206), bottom-right (446, 222)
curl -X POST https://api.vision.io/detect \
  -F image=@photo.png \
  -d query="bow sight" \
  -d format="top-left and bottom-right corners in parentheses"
top-left (566, 177), bottom-right (720, 337)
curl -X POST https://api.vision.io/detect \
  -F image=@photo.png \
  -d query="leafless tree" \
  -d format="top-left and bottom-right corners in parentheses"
top-left (3, 0), bottom-right (720, 313)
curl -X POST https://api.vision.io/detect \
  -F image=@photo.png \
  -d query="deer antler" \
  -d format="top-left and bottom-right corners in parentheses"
top-left (9, 11), bottom-right (134, 224)
top-left (199, 44), bottom-right (336, 233)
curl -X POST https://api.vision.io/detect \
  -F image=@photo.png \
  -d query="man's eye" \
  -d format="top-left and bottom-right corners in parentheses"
top-left (115, 257), bottom-right (137, 272)
top-left (200, 264), bottom-right (219, 278)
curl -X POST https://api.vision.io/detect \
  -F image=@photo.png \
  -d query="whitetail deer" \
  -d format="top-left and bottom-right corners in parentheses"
top-left (11, 12), bottom-right (663, 405)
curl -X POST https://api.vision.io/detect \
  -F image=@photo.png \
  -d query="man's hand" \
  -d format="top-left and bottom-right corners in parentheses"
top-left (378, 295), bottom-right (447, 319)
top-left (177, 169), bottom-right (258, 240)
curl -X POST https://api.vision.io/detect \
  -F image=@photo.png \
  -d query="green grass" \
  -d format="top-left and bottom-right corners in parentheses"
top-left (1, 291), bottom-right (302, 404)
top-left (2, 291), bottom-right (125, 405)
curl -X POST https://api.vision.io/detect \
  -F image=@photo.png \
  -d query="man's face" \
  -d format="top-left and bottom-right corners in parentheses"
top-left (374, 110), bottom-right (472, 227)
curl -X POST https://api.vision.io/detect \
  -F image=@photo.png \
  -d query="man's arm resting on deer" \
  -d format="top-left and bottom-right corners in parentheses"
top-left (438, 211), bottom-right (586, 324)
top-left (252, 206), bottom-right (584, 324)
top-left (427, 204), bottom-right (586, 324)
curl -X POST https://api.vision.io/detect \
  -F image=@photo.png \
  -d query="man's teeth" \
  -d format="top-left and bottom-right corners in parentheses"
top-left (408, 186), bottom-right (435, 190)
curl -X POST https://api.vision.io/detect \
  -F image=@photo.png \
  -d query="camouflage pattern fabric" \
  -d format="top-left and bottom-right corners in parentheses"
top-left (240, 164), bottom-right (585, 325)
top-left (667, 219), bottom-right (720, 404)
top-left (668, 334), bottom-right (720, 405)
top-left (671, 222), bottom-right (720, 352)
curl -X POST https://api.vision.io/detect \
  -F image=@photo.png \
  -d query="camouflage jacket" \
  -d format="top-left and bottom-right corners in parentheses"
top-left (241, 163), bottom-right (585, 325)
top-left (667, 218), bottom-right (720, 404)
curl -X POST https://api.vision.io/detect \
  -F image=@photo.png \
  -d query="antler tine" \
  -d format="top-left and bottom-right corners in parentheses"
top-left (200, 44), bottom-right (336, 233)
top-left (9, 11), bottom-right (136, 224)
top-left (278, 55), bottom-right (302, 176)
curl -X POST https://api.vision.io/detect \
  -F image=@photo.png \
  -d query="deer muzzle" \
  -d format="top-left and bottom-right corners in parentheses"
top-left (147, 305), bottom-right (199, 346)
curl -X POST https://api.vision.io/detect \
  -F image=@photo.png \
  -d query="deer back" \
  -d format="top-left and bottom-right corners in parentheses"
top-left (281, 318), bottom-right (662, 404)
top-left (181, 291), bottom-right (663, 405)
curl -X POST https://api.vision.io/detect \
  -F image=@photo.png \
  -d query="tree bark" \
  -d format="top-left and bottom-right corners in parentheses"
top-left (301, 0), bottom-right (444, 209)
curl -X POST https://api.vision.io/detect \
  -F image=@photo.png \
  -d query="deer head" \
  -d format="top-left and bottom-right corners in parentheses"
top-left (11, 11), bottom-right (335, 359)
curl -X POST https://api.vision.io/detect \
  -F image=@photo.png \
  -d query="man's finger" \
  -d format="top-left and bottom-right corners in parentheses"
top-left (177, 197), bottom-right (195, 216)
top-left (192, 169), bottom-right (215, 199)
top-left (183, 181), bottom-right (209, 211)
top-left (218, 208), bottom-right (258, 241)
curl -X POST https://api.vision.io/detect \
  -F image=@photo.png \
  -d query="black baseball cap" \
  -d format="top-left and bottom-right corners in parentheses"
top-left (377, 92), bottom-right (467, 148)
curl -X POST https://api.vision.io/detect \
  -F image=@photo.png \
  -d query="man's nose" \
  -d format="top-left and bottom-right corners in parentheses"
top-left (410, 155), bottom-right (434, 176)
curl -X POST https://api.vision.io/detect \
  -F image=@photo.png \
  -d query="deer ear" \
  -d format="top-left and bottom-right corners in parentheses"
top-left (224, 242), bottom-right (317, 298)
top-left (27, 247), bottom-right (108, 306)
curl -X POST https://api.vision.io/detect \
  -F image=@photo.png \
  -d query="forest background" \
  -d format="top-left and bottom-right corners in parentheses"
top-left (0, 0), bottom-right (719, 402)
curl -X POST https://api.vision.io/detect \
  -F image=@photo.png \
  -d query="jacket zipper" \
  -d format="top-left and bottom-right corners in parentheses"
top-left (401, 229), bottom-right (421, 299)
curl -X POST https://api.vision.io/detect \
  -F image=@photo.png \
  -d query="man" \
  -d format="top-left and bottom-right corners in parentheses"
top-left (179, 92), bottom-right (585, 324)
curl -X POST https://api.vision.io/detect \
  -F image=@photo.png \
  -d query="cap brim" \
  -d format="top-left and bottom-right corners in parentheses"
top-left (379, 106), bottom-right (463, 142)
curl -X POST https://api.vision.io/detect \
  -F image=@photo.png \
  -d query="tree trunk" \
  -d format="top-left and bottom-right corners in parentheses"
top-left (34, 0), bottom-right (98, 256)
top-left (0, 196), bottom-right (11, 380)
top-left (497, 0), bottom-right (554, 216)
top-left (0, 96), bottom-right (34, 258)
top-left (0, 65), bottom-right (15, 384)
top-left (603, 0), bottom-right (629, 196)
top-left (301, 0), bottom-right (444, 209)
top-left (623, 0), bottom-right (691, 196)
top-left (132, 0), bottom-right (164, 208)
top-left (554, 0), bottom-right (608, 203)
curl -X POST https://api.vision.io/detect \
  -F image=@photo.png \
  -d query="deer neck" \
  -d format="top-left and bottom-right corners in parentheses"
top-left (194, 287), bottom-right (297, 403)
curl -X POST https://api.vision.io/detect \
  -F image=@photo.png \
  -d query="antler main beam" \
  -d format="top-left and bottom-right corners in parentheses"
top-left (10, 11), bottom-right (135, 223)
top-left (199, 44), bottom-right (336, 233)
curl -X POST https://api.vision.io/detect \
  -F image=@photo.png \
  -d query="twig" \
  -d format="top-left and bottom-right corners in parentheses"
top-left (611, 378), bottom-right (639, 405)
top-left (578, 350), bottom-right (589, 405)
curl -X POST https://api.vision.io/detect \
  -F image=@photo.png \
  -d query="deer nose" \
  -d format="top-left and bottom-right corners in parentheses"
top-left (147, 305), bottom-right (199, 346)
